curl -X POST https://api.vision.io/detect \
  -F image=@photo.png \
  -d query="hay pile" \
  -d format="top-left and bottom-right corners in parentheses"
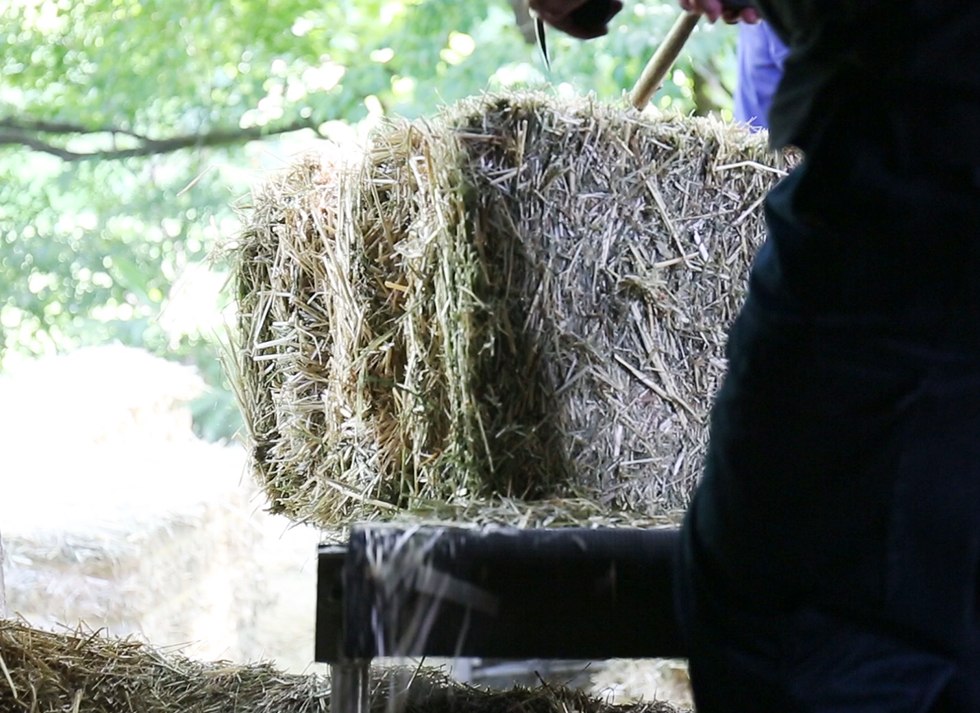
top-left (0, 619), bottom-right (682, 713)
top-left (0, 619), bottom-right (326, 713)
top-left (3, 481), bottom-right (258, 661)
top-left (233, 92), bottom-right (792, 529)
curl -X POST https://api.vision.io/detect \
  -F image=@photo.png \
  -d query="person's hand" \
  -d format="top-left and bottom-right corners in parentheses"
top-left (530, 0), bottom-right (624, 39)
top-left (678, 0), bottom-right (760, 24)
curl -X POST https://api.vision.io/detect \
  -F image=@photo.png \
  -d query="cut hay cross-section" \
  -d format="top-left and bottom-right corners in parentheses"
top-left (232, 92), bottom-right (791, 530)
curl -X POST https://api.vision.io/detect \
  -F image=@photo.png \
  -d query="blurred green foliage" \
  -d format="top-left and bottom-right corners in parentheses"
top-left (0, 0), bottom-right (738, 441)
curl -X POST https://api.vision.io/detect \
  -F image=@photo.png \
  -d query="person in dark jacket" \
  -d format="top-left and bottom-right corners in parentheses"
top-left (530, 0), bottom-right (980, 710)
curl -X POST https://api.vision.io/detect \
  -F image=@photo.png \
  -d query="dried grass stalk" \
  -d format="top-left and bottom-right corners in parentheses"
top-left (232, 91), bottom-right (793, 529)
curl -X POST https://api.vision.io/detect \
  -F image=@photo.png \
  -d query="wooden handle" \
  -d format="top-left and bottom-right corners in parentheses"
top-left (629, 12), bottom-right (700, 110)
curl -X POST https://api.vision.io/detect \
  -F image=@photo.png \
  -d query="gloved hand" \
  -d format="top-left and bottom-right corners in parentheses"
top-left (529, 0), bottom-right (624, 39)
top-left (679, 0), bottom-right (760, 24)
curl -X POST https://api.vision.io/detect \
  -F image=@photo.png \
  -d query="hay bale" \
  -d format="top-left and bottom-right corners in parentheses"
top-left (0, 531), bottom-right (6, 618)
top-left (0, 619), bottom-right (683, 713)
top-left (0, 345), bottom-right (263, 660)
top-left (1, 438), bottom-right (258, 661)
top-left (233, 92), bottom-right (793, 529)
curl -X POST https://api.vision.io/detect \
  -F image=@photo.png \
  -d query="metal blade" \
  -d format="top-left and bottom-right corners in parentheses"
top-left (535, 16), bottom-right (550, 71)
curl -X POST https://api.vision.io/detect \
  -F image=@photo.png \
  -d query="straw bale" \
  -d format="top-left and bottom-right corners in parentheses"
top-left (0, 619), bottom-right (684, 713)
top-left (0, 531), bottom-right (6, 618)
top-left (233, 91), bottom-right (794, 529)
top-left (2, 439), bottom-right (259, 661)
top-left (0, 344), bottom-right (265, 661)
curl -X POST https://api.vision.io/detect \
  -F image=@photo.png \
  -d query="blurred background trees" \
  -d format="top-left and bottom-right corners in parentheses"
top-left (0, 0), bottom-right (740, 442)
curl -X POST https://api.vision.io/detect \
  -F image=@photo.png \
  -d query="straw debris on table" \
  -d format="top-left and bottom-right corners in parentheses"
top-left (0, 619), bottom-right (683, 713)
top-left (232, 91), bottom-right (793, 529)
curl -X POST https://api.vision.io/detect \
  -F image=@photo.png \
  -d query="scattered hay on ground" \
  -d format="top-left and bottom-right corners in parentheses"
top-left (232, 91), bottom-right (794, 529)
top-left (0, 619), bottom-right (327, 713)
top-left (0, 619), bottom-right (684, 713)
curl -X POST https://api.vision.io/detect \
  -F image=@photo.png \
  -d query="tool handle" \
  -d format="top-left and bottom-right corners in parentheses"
top-left (630, 11), bottom-right (700, 110)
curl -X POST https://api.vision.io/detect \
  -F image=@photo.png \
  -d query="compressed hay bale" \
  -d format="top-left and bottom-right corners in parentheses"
top-left (0, 619), bottom-right (682, 713)
top-left (233, 92), bottom-right (792, 529)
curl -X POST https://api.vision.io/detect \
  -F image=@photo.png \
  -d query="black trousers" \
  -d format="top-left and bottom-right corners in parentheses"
top-left (675, 151), bottom-right (980, 711)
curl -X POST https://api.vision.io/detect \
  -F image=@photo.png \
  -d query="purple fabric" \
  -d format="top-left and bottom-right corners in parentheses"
top-left (734, 21), bottom-right (790, 130)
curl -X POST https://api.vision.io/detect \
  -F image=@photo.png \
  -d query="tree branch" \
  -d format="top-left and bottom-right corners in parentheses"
top-left (0, 118), bottom-right (320, 161)
top-left (0, 117), bottom-right (150, 140)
